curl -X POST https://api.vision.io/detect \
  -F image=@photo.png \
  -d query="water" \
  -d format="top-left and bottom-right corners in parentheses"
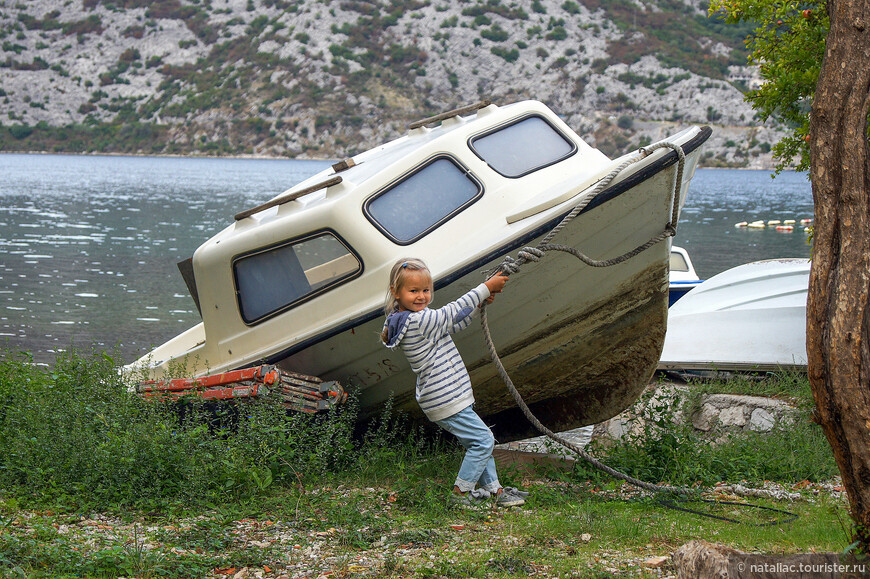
top-left (0, 153), bottom-right (331, 363)
top-left (0, 155), bottom-right (813, 364)
top-left (674, 168), bottom-right (813, 278)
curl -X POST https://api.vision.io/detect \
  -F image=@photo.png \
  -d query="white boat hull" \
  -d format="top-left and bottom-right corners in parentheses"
top-left (276, 141), bottom-right (708, 440)
top-left (659, 258), bottom-right (809, 372)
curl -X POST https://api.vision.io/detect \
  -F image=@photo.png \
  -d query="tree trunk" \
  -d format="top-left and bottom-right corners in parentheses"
top-left (807, 0), bottom-right (870, 547)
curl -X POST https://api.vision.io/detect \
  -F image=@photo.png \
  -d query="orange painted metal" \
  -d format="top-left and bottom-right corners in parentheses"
top-left (135, 364), bottom-right (345, 413)
top-left (137, 365), bottom-right (278, 394)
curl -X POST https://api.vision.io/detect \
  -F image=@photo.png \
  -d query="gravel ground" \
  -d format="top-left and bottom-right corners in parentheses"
top-left (0, 477), bottom-right (847, 578)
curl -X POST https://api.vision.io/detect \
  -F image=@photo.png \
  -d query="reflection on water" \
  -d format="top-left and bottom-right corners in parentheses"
top-left (0, 153), bottom-right (330, 363)
top-left (0, 156), bottom-right (813, 365)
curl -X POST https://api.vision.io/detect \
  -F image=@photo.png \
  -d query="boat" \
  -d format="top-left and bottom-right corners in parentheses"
top-left (659, 258), bottom-right (809, 372)
top-left (125, 99), bottom-right (711, 442)
top-left (668, 246), bottom-right (702, 306)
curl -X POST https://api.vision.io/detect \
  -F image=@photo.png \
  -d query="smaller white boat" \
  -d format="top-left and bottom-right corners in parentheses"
top-left (659, 258), bottom-right (809, 371)
top-left (668, 246), bottom-right (702, 306)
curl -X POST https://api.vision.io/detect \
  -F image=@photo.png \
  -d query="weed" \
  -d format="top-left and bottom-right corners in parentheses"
top-left (486, 550), bottom-right (534, 574)
top-left (0, 348), bottom-right (851, 577)
top-left (571, 375), bottom-right (836, 487)
top-left (0, 347), bottom-right (360, 509)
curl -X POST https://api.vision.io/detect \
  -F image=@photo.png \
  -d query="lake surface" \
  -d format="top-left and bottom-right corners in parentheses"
top-left (0, 154), bottom-right (813, 365)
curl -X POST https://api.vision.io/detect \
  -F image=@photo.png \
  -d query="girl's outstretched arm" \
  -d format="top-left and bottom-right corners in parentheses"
top-left (417, 283), bottom-right (490, 336)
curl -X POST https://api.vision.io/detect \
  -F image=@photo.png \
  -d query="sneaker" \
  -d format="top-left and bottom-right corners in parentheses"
top-left (496, 490), bottom-right (525, 508)
top-left (503, 486), bottom-right (529, 498)
top-left (449, 488), bottom-right (490, 508)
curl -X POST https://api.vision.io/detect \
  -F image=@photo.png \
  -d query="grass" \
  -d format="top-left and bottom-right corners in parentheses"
top-left (0, 348), bottom-right (852, 577)
top-left (0, 480), bottom-right (848, 577)
top-left (569, 370), bottom-right (837, 487)
top-left (677, 368), bottom-right (817, 405)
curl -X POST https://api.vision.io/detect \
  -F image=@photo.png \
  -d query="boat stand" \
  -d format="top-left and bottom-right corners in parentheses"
top-left (135, 364), bottom-right (347, 414)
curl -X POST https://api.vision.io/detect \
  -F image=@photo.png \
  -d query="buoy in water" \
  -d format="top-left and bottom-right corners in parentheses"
top-left (768, 219), bottom-right (781, 226)
top-left (776, 225), bottom-right (794, 232)
top-left (748, 221), bottom-right (765, 229)
top-left (783, 219), bottom-right (796, 225)
top-left (800, 218), bottom-right (813, 225)
top-left (735, 221), bottom-right (748, 228)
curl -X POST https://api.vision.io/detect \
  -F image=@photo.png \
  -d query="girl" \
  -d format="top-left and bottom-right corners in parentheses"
top-left (380, 258), bottom-right (527, 508)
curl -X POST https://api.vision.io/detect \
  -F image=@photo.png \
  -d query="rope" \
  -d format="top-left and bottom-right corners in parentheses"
top-left (482, 141), bottom-right (691, 495)
top-left (479, 142), bottom-right (800, 524)
top-left (480, 305), bottom-right (691, 496)
top-left (489, 142), bottom-right (685, 278)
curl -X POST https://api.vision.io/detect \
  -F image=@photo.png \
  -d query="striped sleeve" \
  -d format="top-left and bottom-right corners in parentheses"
top-left (417, 283), bottom-right (489, 340)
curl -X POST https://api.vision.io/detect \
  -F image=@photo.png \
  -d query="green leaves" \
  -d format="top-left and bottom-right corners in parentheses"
top-left (708, 0), bottom-right (829, 173)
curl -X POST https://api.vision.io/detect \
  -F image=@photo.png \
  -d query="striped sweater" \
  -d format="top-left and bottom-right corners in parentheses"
top-left (382, 283), bottom-right (490, 422)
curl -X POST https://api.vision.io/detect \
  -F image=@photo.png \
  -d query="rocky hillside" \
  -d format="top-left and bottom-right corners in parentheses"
top-left (1, 0), bottom-right (784, 167)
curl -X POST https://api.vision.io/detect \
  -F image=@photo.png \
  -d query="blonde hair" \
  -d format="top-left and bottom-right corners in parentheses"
top-left (384, 257), bottom-right (432, 315)
top-left (381, 258), bottom-right (432, 343)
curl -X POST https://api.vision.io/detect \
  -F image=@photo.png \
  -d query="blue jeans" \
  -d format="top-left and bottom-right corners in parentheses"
top-left (435, 405), bottom-right (500, 493)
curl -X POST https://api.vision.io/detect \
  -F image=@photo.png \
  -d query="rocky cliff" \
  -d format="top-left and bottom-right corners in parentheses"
top-left (1, 0), bottom-right (784, 167)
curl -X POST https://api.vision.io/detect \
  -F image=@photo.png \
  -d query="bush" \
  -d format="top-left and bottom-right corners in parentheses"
top-left (571, 382), bottom-right (837, 487)
top-left (8, 124), bottom-right (33, 139)
top-left (119, 48), bottom-right (141, 63)
top-left (481, 25), bottom-right (508, 42)
top-left (562, 1), bottom-right (580, 14)
top-left (545, 26), bottom-right (568, 41)
top-left (0, 348), bottom-right (360, 508)
top-left (617, 115), bottom-right (634, 129)
top-left (491, 47), bottom-right (519, 62)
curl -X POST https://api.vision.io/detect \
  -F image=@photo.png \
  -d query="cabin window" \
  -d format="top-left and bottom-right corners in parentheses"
top-left (365, 156), bottom-right (483, 245)
top-left (233, 231), bottom-right (361, 324)
top-left (469, 115), bottom-right (577, 178)
top-left (669, 252), bottom-right (690, 272)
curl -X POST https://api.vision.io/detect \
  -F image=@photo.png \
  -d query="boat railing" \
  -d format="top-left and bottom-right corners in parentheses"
top-left (408, 99), bottom-right (493, 130)
top-left (234, 175), bottom-right (343, 221)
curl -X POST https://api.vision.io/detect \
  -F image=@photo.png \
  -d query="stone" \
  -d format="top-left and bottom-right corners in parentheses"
top-left (692, 403), bottom-right (720, 432)
top-left (750, 408), bottom-right (776, 432)
top-left (644, 555), bottom-right (670, 568)
top-left (705, 394), bottom-right (779, 411)
top-left (605, 417), bottom-right (631, 439)
top-left (673, 540), bottom-right (742, 579)
top-left (673, 540), bottom-right (847, 579)
top-left (719, 406), bottom-right (746, 427)
top-left (688, 393), bottom-right (797, 436)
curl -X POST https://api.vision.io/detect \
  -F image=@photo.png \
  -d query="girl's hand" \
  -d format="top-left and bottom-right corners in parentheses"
top-left (484, 272), bottom-right (509, 295)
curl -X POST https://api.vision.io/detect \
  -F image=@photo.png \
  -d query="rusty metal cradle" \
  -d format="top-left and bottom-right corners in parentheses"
top-left (135, 365), bottom-right (347, 414)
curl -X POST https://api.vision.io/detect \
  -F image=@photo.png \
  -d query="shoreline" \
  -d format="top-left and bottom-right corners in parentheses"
top-left (0, 149), bottom-right (801, 172)
top-left (0, 148), bottom-right (337, 163)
